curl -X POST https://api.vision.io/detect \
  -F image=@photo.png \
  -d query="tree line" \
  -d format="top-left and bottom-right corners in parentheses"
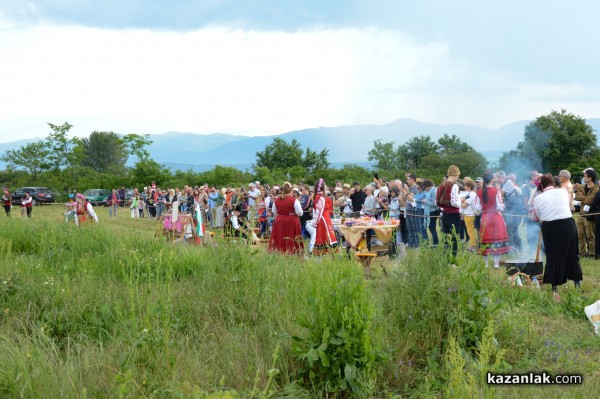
top-left (1, 110), bottom-right (597, 196)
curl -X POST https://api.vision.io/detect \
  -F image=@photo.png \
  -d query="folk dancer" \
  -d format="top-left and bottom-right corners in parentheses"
top-left (64, 193), bottom-right (78, 224)
top-left (1, 187), bottom-right (11, 217)
top-left (21, 191), bottom-right (33, 218)
top-left (75, 193), bottom-right (99, 224)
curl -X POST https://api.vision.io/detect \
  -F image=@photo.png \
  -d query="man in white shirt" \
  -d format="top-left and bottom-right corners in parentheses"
top-left (247, 183), bottom-right (260, 206)
top-left (247, 182), bottom-right (261, 220)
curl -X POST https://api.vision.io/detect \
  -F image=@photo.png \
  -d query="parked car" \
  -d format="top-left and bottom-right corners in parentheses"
top-left (11, 187), bottom-right (56, 205)
top-left (83, 189), bottom-right (111, 205)
top-left (102, 188), bottom-right (134, 206)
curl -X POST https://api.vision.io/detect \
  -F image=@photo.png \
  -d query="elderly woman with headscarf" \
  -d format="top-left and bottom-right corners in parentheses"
top-left (532, 173), bottom-right (582, 298)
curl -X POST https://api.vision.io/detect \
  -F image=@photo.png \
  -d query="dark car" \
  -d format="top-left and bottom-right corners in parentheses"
top-left (102, 189), bottom-right (134, 206)
top-left (12, 187), bottom-right (56, 205)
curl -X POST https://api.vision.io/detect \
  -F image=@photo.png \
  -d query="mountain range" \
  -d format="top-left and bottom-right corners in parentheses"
top-left (2, 118), bottom-right (600, 172)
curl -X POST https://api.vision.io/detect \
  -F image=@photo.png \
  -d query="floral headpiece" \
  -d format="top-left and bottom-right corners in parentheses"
top-left (317, 178), bottom-right (324, 193)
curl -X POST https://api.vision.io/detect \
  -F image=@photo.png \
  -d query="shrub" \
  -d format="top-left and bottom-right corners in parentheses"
top-left (291, 260), bottom-right (379, 395)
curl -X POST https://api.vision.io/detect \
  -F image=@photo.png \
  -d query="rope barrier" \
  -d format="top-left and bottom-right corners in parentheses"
top-left (10, 201), bottom-right (600, 220)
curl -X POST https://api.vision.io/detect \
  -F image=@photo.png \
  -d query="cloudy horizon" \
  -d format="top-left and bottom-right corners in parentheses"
top-left (1, 0), bottom-right (599, 142)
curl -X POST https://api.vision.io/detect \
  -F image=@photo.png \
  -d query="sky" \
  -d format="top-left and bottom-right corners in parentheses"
top-left (1, 0), bottom-right (599, 142)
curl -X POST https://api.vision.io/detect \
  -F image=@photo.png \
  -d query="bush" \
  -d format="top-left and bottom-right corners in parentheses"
top-left (291, 260), bottom-right (379, 395)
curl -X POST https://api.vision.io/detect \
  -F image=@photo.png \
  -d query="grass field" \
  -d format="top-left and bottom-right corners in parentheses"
top-left (0, 205), bottom-right (599, 398)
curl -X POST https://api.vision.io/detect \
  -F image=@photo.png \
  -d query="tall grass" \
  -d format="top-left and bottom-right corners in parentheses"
top-left (0, 207), bottom-right (599, 398)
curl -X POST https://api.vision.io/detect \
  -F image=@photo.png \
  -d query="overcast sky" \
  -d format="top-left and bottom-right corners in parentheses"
top-left (1, 0), bottom-right (599, 142)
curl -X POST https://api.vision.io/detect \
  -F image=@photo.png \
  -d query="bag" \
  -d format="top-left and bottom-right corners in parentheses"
top-left (584, 300), bottom-right (600, 336)
top-left (215, 193), bottom-right (224, 206)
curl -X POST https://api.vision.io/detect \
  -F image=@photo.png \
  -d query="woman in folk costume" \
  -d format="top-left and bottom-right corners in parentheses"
top-left (75, 193), bottom-right (99, 224)
top-left (310, 178), bottom-right (337, 254)
top-left (268, 183), bottom-right (304, 254)
top-left (192, 189), bottom-right (209, 244)
top-left (473, 171), bottom-right (510, 268)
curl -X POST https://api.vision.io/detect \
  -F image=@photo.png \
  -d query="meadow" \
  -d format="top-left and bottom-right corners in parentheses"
top-left (0, 205), bottom-right (599, 398)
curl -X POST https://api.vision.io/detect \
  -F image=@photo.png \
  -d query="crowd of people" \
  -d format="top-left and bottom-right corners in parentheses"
top-left (3, 163), bottom-right (595, 296)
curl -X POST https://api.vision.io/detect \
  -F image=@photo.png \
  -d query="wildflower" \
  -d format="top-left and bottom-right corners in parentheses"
top-left (2, 281), bottom-right (6, 284)
top-left (142, 328), bottom-right (149, 334)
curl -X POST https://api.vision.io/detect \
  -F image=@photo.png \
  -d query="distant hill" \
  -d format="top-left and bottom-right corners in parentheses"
top-left (2, 118), bottom-right (600, 171)
top-left (150, 119), bottom-right (534, 168)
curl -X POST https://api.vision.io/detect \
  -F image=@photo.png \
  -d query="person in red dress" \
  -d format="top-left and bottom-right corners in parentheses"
top-left (310, 178), bottom-right (338, 255)
top-left (473, 171), bottom-right (511, 268)
top-left (268, 183), bottom-right (304, 254)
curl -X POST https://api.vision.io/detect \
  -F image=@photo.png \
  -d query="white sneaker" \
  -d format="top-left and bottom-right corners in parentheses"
top-left (494, 264), bottom-right (499, 269)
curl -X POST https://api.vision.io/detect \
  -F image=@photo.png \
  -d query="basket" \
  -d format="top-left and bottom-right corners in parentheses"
top-left (506, 272), bottom-right (534, 288)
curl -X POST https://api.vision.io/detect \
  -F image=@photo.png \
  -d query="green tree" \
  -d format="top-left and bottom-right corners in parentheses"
top-left (368, 134), bottom-right (487, 181)
top-left (500, 109), bottom-right (598, 174)
top-left (46, 122), bottom-right (80, 169)
top-left (397, 135), bottom-right (440, 171)
top-left (255, 138), bottom-right (304, 170)
top-left (199, 165), bottom-right (253, 187)
top-left (367, 140), bottom-right (397, 171)
top-left (303, 148), bottom-right (331, 174)
top-left (80, 131), bottom-right (128, 173)
top-left (46, 122), bottom-right (81, 184)
top-left (320, 164), bottom-right (372, 186)
top-left (254, 138), bottom-right (330, 180)
top-left (437, 133), bottom-right (471, 154)
top-left (0, 141), bottom-right (50, 180)
top-left (130, 159), bottom-right (171, 188)
top-left (122, 133), bottom-right (153, 161)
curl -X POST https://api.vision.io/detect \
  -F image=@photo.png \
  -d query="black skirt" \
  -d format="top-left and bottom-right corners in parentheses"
top-left (542, 218), bottom-right (582, 285)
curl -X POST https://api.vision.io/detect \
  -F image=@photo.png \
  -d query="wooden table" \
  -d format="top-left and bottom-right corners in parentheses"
top-left (335, 223), bottom-right (398, 277)
top-left (334, 223), bottom-right (398, 249)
